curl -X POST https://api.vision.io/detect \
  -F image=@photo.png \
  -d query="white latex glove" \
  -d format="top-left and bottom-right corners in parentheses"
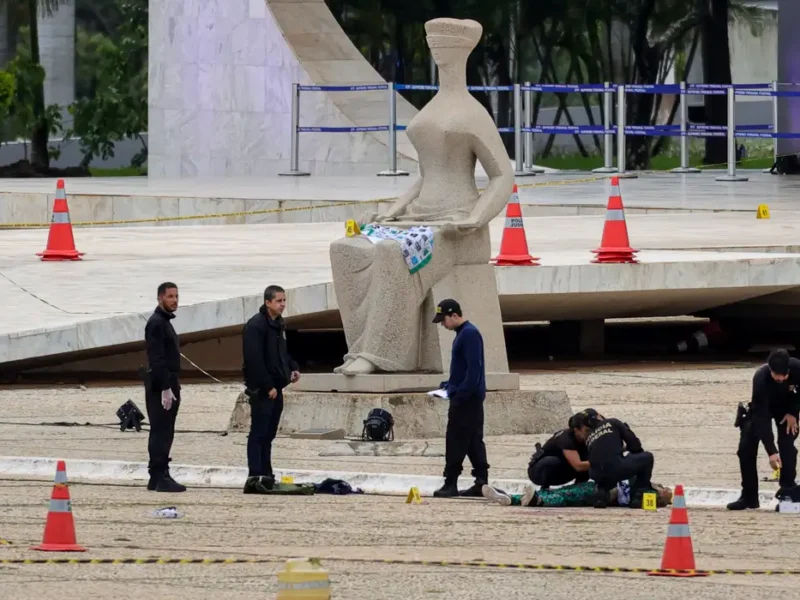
top-left (161, 389), bottom-right (176, 411)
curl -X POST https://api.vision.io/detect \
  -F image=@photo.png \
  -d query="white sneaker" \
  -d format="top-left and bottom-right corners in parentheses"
top-left (481, 484), bottom-right (512, 506)
top-left (521, 485), bottom-right (536, 507)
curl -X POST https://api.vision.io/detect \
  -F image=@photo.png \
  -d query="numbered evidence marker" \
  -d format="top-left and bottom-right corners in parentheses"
top-left (642, 492), bottom-right (657, 512)
top-left (405, 486), bottom-right (423, 504)
top-left (345, 219), bottom-right (361, 237)
top-left (756, 204), bottom-right (770, 219)
top-left (281, 475), bottom-right (295, 484)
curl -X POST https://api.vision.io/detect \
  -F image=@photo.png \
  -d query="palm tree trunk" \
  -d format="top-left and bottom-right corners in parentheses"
top-left (702, 0), bottom-right (731, 165)
top-left (28, 0), bottom-right (49, 169)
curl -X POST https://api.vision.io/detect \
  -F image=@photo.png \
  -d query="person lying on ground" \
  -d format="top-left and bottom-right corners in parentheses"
top-left (527, 410), bottom-right (601, 489)
top-left (574, 412), bottom-right (655, 508)
top-left (482, 479), bottom-right (672, 509)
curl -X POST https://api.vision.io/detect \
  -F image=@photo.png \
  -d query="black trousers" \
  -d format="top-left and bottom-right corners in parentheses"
top-left (247, 390), bottom-right (284, 478)
top-left (145, 383), bottom-right (181, 474)
top-left (444, 400), bottom-right (489, 483)
top-left (738, 417), bottom-right (798, 501)
top-left (590, 452), bottom-right (654, 493)
top-left (528, 456), bottom-right (588, 488)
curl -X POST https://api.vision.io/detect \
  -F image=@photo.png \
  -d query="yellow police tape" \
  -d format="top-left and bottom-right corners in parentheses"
top-left (0, 556), bottom-right (798, 576)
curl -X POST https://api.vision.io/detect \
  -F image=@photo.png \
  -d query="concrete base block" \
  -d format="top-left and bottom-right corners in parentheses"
top-left (293, 372), bottom-right (519, 393)
top-left (228, 389), bottom-right (572, 439)
top-left (319, 441), bottom-right (442, 457)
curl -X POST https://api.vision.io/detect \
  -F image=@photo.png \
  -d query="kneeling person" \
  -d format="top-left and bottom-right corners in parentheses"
top-left (579, 413), bottom-right (654, 508)
top-left (527, 412), bottom-right (591, 489)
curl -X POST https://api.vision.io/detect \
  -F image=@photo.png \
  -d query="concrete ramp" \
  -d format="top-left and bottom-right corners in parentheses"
top-left (148, 0), bottom-right (418, 178)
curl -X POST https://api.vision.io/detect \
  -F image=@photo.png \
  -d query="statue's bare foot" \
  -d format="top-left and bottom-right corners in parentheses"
top-left (341, 357), bottom-right (377, 376)
top-left (334, 359), bottom-right (354, 374)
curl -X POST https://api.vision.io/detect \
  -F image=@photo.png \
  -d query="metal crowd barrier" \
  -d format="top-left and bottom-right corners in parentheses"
top-left (279, 80), bottom-right (793, 181)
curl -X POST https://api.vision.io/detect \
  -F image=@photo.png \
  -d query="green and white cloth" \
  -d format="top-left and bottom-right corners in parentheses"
top-left (360, 224), bottom-right (434, 274)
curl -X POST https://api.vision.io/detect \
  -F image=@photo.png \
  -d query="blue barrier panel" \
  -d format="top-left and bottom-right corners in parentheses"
top-left (522, 84), bottom-right (607, 93)
top-left (625, 84), bottom-right (680, 94)
top-left (395, 84), bottom-right (439, 91)
top-left (686, 130), bottom-right (727, 138)
top-left (736, 89), bottom-right (800, 98)
top-left (736, 131), bottom-right (800, 139)
top-left (297, 126), bottom-right (389, 133)
top-left (467, 85), bottom-right (515, 92)
top-left (298, 84), bottom-right (388, 92)
top-left (497, 127), bottom-right (514, 133)
top-left (522, 125), bottom-right (609, 135)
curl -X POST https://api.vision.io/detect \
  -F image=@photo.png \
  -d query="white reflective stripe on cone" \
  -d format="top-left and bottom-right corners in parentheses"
top-left (610, 186), bottom-right (620, 196)
top-left (51, 212), bottom-right (71, 224)
top-left (54, 469), bottom-right (68, 484)
top-left (509, 192), bottom-right (520, 204)
top-left (48, 499), bottom-right (73, 513)
top-left (605, 209), bottom-right (625, 221)
top-left (277, 581), bottom-right (330, 590)
top-left (672, 495), bottom-right (687, 509)
top-left (504, 217), bottom-right (524, 229)
top-left (667, 524), bottom-right (691, 538)
top-left (56, 188), bottom-right (66, 200)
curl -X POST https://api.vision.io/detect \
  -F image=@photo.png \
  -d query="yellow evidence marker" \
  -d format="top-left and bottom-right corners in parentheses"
top-left (281, 475), bottom-right (295, 484)
top-left (756, 204), bottom-right (770, 219)
top-left (642, 492), bottom-right (657, 512)
top-left (345, 219), bottom-right (361, 237)
top-left (406, 486), bottom-right (423, 504)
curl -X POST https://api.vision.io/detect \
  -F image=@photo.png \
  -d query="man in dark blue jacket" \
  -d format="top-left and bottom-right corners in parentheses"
top-left (431, 299), bottom-right (489, 498)
top-left (242, 285), bottom-right (300, 494)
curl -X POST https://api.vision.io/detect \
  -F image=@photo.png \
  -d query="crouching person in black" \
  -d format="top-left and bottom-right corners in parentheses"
top-left (728, 349), bottom-right (800, 510)
top-left (527, 412), bottom-right (592, 489)
top-left (242, 285), bottom-right (300, 494)
top-left (577, 413), bottom-right (654, 508)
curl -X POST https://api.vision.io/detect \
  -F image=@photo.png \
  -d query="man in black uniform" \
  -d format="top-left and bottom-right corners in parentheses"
top-left (728, 349), bottom-right (800, 510)
top-left (144, 282), bottom-right (185, 493)
top-left (527, 414), bottom-right (591, 489)
top-left (431, 299), bottom-right (490, 499)
top-left (242, 285), bottom-right (300, 494)
top-left (578, 413), bottom-right (653, 508)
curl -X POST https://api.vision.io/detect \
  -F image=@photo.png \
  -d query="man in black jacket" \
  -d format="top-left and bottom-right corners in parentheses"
top-left (242, 285), bottom-right (300, 494)
top-left (578, 413), bottom-right (654, 508)
top-left (728, 349), bottom-right (800, 510)
top-left (144, 281), bottom-right (186, 493)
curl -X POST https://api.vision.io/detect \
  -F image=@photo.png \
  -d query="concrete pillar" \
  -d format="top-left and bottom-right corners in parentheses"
top-left (549, 320), bottom-right (605, 357)
top-left (37, 0), bottom-right (75, 113)
top-left (778, 0), bottom-right (800, 155)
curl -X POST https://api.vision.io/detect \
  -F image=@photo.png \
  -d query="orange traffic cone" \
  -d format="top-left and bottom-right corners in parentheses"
top-left (31, 460), bottom-right (87, 552)
top-left (591, 176), bottom-right (637, 264)
top-left (648, 484), bottom-right (707, 577)
top-left (491, 185), bottom-right (539, 266)
top-left (37, 179), bottom-right (83, 261)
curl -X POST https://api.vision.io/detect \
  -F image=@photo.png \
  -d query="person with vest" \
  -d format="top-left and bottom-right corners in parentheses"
top-left (242, 285), bottom-right (300, 494)
top-left (728, 349), bottom-right (800, 510)
top-left (144, 281), bottom-right (185, 493)
top-left (431, 299), bottom-right (490, 498)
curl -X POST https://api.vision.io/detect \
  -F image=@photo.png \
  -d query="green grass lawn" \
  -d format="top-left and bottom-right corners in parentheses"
top-left (535, 154), bottom-right (774, 171)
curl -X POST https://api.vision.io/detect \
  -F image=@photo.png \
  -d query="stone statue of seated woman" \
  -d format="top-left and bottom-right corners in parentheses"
top-left (329, 17), bottom-right (514, 376)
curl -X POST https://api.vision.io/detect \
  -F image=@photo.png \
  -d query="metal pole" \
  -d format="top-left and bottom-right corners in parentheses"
top-left (715, 86), bottom-right (748, 182)
top-left (279, 83), bottom-right (310, 176)
top-left (524, 81), bottom-right (544, 174)
top-left (514, 83), bottom-right (533, 176)
top-left (763, 80), bottom-right (778, 173)
top-left (671, 81), bottom-right (700, 173)
top-left (615, 85), bottom-right (637, 179)
top-left (377, 82), bottom-right (409, 176)
top-left (593, 82), bottom-right (617, 173)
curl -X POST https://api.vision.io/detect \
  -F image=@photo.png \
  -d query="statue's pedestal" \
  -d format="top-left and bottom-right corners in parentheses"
top-left (292, 372), bottom-right (519, 393)
top-left (228, 386), bottom-right (572, 439)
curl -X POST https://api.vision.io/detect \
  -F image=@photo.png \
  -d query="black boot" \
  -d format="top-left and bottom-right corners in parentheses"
top-left (459, 480), bottom-right (488, 498)
top-left (155, 471), bottom-right (186, 493)
top-left (726, 496), bottom-right (759, 510)
top-left (594, 488), bottom-right (611, 509)
top-left (243, 475), bottom-right (275, 494)
top-left (147, 470), bottom-right (159, 491)
top-left (433, 480), bottom-right (459, 498)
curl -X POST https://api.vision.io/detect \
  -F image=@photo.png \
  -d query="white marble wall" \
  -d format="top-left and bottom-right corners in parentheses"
top-left (37, 0), bottom-right (75, 112)
top-left (148, 0), bottom-right (419, 178)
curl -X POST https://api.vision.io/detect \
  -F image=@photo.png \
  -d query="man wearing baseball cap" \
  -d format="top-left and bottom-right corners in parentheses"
top-left (729, 349), bottom-right (800, 510)
top-left (431, 298), bottom-right (489, 498)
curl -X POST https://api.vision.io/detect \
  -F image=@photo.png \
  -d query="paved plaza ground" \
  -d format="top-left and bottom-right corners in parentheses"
top-left (2, 363), bottom-right (799, 598)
